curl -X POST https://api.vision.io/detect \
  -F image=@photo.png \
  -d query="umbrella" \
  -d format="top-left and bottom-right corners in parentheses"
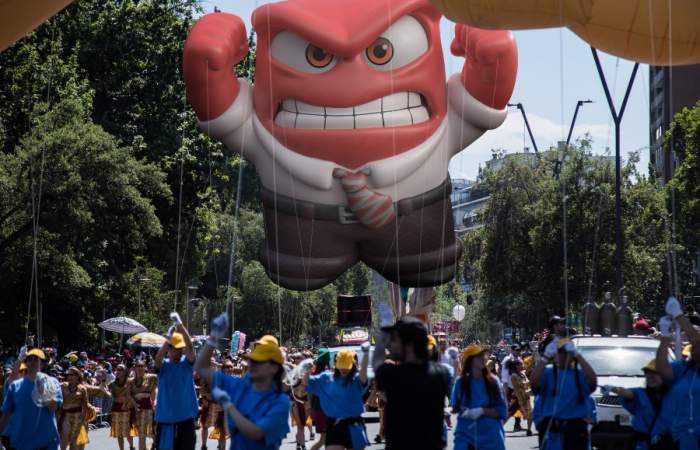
top-left (126, 332), bottom-right (166, 349)
top-left (98, 317), bottom-right (147, 335)
top-left (98, 317), bottom-right (147, 352)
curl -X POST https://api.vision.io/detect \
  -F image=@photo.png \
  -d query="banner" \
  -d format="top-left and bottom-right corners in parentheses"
top-left (432, 320), bottom-right (461, 334)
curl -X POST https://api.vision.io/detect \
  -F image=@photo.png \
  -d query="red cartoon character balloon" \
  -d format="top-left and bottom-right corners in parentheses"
top-left (183, 0), bottom-right (517, 291)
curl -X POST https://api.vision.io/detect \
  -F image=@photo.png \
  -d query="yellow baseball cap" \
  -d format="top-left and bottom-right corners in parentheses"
top-left (258, 335), bottom-right (279, 346)
top-left (642, 359), bottom-right (657, 373)
top-left (67, 353), bottom-right (78, 363)
top-left (461, 344), bottom-right (486, 363)
top-left (25, 348), bottom-right (46, 360)
top-left (244, 341), bottom-right (284, 365)
top-left (335, 349), bottom-right (356, 370)
top-left (683, 344), bottom-right (692, 358)
top-left (169, 332), bottom-right (186, 349)
top-left (427, 335), bottom-right (437, 351)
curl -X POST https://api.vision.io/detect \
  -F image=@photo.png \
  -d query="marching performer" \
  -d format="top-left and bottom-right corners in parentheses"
top-left (130, 360), bottom-right (157, 450)
top-left (58, 366), bottom-right (110, 450)
top-left (109, 364), bottom-right (137, 450)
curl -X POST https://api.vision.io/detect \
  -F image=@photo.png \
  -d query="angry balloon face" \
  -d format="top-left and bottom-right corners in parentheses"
top-left (252, 0), bottom-right (446, 169)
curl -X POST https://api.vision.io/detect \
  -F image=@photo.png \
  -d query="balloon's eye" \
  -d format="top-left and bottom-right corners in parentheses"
top-left (306, 45), bottom-right (334, 68)
top-left (366, 38), bottom-right (394, 65)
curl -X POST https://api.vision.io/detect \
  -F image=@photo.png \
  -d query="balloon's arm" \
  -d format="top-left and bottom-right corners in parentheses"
top-left (450, 24), bottom-right (517, 111)
top-left (183, 13), bottom-right (249, 122)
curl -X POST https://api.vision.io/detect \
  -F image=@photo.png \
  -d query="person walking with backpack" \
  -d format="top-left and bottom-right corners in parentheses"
top-left (531, 337), bottom-right (597, 450)
top-left (450, 344), bottom-right (507, 450)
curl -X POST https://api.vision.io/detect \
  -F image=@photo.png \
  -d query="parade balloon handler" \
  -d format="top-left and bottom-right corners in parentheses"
top-left (0, 347), bottom-right (63, 450)
top-left (303, 344), bottom-right (370, 450)
top-left (195, 313), bottom-right (290, 450)
top-left (373, 309), bottom-right (452, 450)
top-left (602, 359), bottom-right (673, 450)
top-left (449, 344), bottom-right (507, 450)
top-left (654, 296), bottom-right (700, 450)
top-left (530, 337), bottom-right (597, 450)
top-left (153, 313), bottom-right (198, 450)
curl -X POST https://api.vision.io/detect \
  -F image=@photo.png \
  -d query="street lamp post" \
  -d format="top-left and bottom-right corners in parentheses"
top-left (591, 47), bottom-right (639, 294)
top-left (560, 100), bottom-right (593, 321)
top-left (507, 102), bottom-right (540, 159)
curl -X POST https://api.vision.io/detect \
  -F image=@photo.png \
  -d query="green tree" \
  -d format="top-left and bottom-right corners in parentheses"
top-left (667, 100), bottom-right (700, 301)
top-left (463, 139), bottom-right (669, 336)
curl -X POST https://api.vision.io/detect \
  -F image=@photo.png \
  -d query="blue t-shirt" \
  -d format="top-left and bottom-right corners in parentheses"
top-left (155, 355), bottom-right (198, 423)
top-left (450, 376), bottom-right (506, 450)
top-left (213, 372), bottom-right (290, 450)
top-left (667, 361), bottom-right (700, 443)
top-left (306, 371), bottom-right (367, 419)
top-left (621, 387), bottom-right (671, 449)
top-left (1, 376), bottom-right (63, 450)
top-left (532, 366), bottom-right (592, 420)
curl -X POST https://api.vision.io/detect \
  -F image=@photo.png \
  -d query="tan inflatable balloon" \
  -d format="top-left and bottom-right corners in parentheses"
top-left (0, 0), bottom-right (73, 52)
top-left (431, 0), bottom-right (700, 65)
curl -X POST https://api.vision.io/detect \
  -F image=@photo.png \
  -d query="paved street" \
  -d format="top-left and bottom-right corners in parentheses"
top-left (85, 416), bottom-right (539, 449)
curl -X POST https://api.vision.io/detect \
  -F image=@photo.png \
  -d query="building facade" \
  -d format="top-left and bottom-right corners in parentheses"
top-left (649, 64), bottom-right (700, 183)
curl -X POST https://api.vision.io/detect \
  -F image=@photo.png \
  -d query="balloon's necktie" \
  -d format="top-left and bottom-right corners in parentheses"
top-left (333, 168), bottom-right (396, 228)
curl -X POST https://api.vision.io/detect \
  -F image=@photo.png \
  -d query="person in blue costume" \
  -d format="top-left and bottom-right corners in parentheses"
top-left (655, 296), bottom-right (700, 450)
top-left (154, 314), bottom-right (198, 450)
top-left (530, 337), bottom-right (597, 450)
top-left (604, 359), bottom-right (674, 450)
top-left (0, 348), bottom-right (63, 450)
top-left (305, 343), bottom-right (370, 450)
top-left (195, 314), bottom-right (290, 450)
top-left (450, 344), bottom-right (507, 450)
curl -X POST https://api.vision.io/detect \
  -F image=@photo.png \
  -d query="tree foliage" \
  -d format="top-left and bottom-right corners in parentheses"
top-left (462, 139), bottom-right (669, 335)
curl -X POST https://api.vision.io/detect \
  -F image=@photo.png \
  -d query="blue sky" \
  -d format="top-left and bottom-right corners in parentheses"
top-left (200, 0), bottom-right (651, 180)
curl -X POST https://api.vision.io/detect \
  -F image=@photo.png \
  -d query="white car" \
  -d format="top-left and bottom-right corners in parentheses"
top-left (572, 335), bottom-right (663, 450)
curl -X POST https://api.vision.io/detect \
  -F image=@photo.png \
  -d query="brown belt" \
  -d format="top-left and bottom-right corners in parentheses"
top-left (261, 179), bottom-right (451, 224)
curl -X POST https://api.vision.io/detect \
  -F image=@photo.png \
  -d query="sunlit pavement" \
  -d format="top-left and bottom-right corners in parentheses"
top-left (85, 416), bottom-right (540, 449)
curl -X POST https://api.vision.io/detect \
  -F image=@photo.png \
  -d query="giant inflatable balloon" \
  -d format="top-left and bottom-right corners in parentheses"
top-left (183, 0), bottom-right (517, 290)
top-left (0, 0), bottom-right (73, 52)
top-left (431, 0), bottom-right (700, 66)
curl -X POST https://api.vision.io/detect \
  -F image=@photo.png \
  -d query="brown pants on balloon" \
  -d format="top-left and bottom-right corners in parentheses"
top-left (259, 180), bottom-right (462, 290)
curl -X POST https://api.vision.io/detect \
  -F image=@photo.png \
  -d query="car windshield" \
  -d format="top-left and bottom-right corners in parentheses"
top-left (577, 346), bottom-right (657, 377)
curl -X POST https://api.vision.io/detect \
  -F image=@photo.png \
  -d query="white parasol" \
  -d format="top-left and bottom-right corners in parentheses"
top-left (99, 317), bottom-right (147, 352)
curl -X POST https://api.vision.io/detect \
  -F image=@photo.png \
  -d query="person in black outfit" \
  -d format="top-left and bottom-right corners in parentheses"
top-left (373, 317), bottom-right (451, 450)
